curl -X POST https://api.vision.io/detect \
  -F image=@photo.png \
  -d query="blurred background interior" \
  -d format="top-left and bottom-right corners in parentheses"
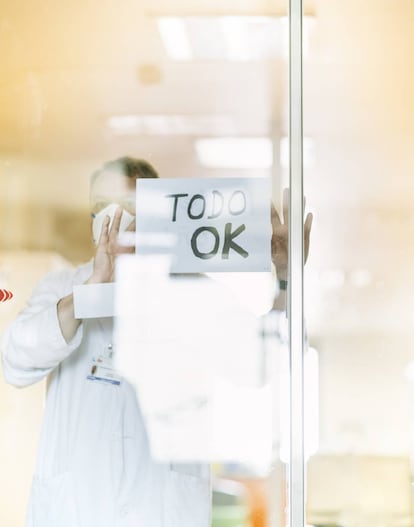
top-left (1, 0), bottom-right (414, 526)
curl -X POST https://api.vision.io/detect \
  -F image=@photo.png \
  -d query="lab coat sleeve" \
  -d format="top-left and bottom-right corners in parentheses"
top-left (1, 268), bottom-right (83, 388)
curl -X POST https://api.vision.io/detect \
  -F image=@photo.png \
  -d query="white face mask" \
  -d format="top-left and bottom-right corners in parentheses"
top-left (92, 203), bottom-right (135, 245)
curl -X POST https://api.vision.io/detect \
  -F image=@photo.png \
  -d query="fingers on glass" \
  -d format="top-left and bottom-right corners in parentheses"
top-left (126, 218), bottom-right (136, 232)
top-left (271, 203), bottom-right (282, 229)
top-left (305, 212), bottom-right (313, 234)
top-left (283, 188), bottom-right (289, 225)
top-left (98, 215), bottom-right (110, 244)
top-left (109, 206), bottom-right (123, 238)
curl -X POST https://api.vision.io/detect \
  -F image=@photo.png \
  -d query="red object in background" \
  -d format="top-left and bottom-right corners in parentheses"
top-left (0, 289), bottom-right (13, 302)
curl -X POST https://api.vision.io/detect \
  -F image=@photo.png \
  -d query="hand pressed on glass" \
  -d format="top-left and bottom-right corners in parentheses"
top-left (271, 188), bottom-right (313, 282)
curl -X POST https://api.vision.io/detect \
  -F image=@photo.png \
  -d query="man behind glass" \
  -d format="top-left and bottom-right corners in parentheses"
top-left (2, 156), bottom-right (311, 526)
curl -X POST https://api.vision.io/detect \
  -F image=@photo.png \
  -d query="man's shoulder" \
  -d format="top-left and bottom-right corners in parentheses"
top-left (34, 260), bottom-right (93, 294)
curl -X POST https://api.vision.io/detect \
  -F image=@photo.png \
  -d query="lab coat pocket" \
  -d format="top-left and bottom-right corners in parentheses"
top-left (30, 472), bottom-right (78, 527)
top-left (166, 466), bottom-right (211, 527)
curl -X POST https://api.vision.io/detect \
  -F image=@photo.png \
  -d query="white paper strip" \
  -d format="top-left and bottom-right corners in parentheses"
top-left (73, 283), bottom-right (115, 319)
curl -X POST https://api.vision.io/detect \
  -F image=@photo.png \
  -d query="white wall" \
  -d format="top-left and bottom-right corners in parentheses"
top-left (315, 333), bottom-right (414, 456)
top-left (0, 251), bottom-right (70, 527)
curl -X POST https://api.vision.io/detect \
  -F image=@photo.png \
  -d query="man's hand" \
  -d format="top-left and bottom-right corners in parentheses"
top-left (57, 207), bottom-right (135, 343)
top-left (88, 206), bottom-right (135, 284)
top-left (271, 188), bottom-right (313, 280)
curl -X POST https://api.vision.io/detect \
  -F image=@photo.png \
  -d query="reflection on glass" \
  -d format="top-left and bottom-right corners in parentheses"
top-left (115, 254), bottom-right (273, 466)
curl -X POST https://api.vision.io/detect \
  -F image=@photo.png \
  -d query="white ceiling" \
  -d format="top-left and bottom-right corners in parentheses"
top-left (1, 0), bottom-right (414, 337)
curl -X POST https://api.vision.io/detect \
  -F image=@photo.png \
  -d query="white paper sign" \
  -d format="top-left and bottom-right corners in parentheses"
top-left (135, 177), bottom-right (271, 272)
top-left (73, 283), bottom-right (115, 319)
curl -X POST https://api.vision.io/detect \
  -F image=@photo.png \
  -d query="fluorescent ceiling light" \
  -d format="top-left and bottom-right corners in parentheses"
top-left (195, 137), bottom-right (273, 169)
top-left (157, 17), bottom-right (193, 61)
top-left (107, 114), bottom-right (236, 136)
top-left (219, 16), bottom-right (283, 61)
top-left (157, 15), bottom-right (314, 62)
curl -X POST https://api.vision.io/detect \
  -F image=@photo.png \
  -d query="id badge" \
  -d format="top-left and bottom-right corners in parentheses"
top-left (87, 344), bottom-right (121, 386)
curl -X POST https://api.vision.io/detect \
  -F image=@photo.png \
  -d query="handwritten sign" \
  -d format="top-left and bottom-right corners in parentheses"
top-left (135, 177), bottom-right (271, 272)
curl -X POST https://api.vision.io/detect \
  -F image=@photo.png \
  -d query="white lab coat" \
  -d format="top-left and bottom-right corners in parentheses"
top-left (1, 261), bottom-right (211, 527)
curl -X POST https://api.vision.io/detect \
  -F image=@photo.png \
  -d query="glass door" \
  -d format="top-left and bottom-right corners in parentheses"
top-left (0, 2), bottom-right (300, 527)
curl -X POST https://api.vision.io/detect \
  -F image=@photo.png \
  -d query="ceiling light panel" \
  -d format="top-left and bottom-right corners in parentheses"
top-left (107, 114), bottom-right (236, 136)
top-left (195, 137), bottom-right (273, 169)
top-left (157, 16), bottom-right (314, 61)
top-left (158, 16), bottom-right (283, 61)
top-left (157, 17), bottom-right (193, 61)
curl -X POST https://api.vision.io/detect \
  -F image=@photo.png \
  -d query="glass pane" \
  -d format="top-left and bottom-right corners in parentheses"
top-left (0, 2), bottom-right (295, 526)
top-left (304, 2), bottom-right (414, 527)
